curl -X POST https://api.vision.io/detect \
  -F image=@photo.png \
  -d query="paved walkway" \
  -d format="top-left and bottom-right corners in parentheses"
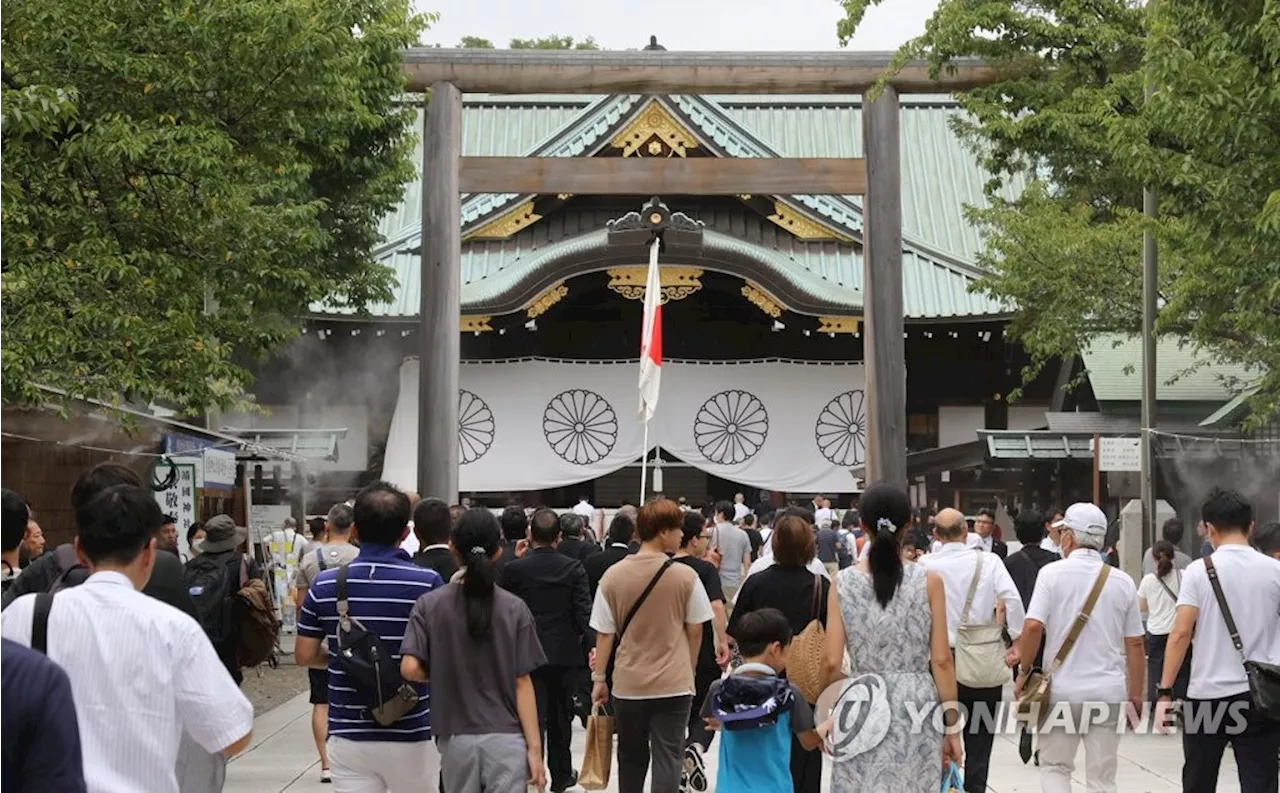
top-left (226, 693), bottom-right (1241, 792)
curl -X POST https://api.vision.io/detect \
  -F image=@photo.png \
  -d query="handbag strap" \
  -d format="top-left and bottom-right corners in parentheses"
top-left (960, 550), bottom-right (984, 625)
top-left (1156, 571), bottom-right (1179, 603)
top-left (1203, 556), bottom-right (1248, 665)
top-left (1048, 564), bottom-right (1110, 673)
top-left (336, 563), bottom-right (351, 624)
top-left (605, 560), bottom-right (673, 684)
top-left (31, 592), bottom-right (54, 655)
top-left (810, 572), bottom-right (823, 622)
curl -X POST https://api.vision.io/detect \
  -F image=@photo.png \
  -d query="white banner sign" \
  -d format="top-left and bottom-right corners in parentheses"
top-left (1098, 436), bottom-right (1142, 472)
top-left (155, 463), bottom-right (198, 557)
top-left (383, 358), bottom-right (869, 494)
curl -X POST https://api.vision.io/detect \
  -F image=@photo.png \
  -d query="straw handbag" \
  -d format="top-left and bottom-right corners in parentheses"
top-left (785, 573), bottom-right (828, 703)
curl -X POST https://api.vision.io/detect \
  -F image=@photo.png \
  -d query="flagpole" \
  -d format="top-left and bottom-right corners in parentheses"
top-left (639, 421), bottom-right (650, 504)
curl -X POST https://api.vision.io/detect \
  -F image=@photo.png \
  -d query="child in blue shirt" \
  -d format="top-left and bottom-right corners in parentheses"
top-left (700, 608), bottom-right (829, 793)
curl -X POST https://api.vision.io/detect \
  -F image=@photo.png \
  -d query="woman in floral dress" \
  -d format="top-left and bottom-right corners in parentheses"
top-left (823, 483), bottom-right (962, 792)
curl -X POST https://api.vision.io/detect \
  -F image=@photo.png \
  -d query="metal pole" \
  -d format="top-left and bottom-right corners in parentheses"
top-left (1140, 80), bottom-right (1159, 553)
top-left (639, 423), bottom-right (650, 505)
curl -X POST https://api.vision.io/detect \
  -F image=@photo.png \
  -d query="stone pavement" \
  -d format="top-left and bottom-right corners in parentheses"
top-left (226, 692), bottom-right (1242, 792)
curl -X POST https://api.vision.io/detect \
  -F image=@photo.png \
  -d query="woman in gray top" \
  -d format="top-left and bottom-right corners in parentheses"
top-left (401, 508), bottom-right (548, 793)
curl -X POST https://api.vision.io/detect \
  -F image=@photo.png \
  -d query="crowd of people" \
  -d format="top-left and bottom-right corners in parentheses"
top-left (2, 467), bottom-right (1278, 793)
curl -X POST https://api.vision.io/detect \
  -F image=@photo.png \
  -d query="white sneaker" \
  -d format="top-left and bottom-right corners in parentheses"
top-left (320, 768), bottom-right (332, 784)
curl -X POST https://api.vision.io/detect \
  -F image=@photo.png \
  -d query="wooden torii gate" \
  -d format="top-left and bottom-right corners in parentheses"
top-left (401, 49), bottom-right (995, 503)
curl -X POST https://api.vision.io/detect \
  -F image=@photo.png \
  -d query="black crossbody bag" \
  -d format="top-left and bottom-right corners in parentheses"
top-left (1204, 556), bottom-right (1280, 722)
top-left (335, 564), bottom-right (419, 726)
top-left (604, 560), bottom-right (674, 688)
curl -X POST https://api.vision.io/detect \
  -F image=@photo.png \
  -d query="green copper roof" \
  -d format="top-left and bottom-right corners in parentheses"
top-left (322, 93), bottom-right (1015, 320)
top-left (323, 221), bottom-right (1003, 320)
top-left (710, 96), bottom-right (1025, 261)
top-left (1082, 334), bottom-right (1258, 402)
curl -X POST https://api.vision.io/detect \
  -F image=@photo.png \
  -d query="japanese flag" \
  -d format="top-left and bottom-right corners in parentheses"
top-left (638, 239), bottom-right (662, 422)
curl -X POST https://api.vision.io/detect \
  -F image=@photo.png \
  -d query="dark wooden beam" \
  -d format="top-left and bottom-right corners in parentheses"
top-left (459, 156), bottom-right (867, 196)
top-left (861, 85), bottom-right (907, 487)
top-left (403, 49), bottom-right (995, 95)
top-left (419, 81), bottom-right (462, 503)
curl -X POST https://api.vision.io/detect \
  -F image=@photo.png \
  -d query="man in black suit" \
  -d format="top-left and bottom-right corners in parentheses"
top-left (585, 512), bottom-right (636, 597)
top-left (500, 508), bottom-right (593, 793)
top-left (973, 507), bottom-right (1008, 559)
top-left (410, 497), bottom-right (458, 583)
top-left (1003, 510), bottom-right (1059, 654)
top-left (556, 512), bottom-right (595, 565)
top-left (494, 505), bottom-right (528, 574)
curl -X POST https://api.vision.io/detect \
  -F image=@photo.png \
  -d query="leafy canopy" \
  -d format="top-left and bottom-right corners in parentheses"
top-left (2, 0), bottom-right (429, 414)
top-left (837, 0), bottom-right (1280, 424)
top-left (457, 34), bottom-right (600, 49)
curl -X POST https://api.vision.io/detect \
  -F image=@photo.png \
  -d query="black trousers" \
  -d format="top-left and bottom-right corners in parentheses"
top-left (790, 730), bottom-right (823, 793)
top-left (531, 665), bottom-right (576, 789)
top-left (686, 667), bottom-right (721, 750)
top-left (957, 682), bottom-right (1003, 793)
top-left (1182, 693), bottom-right (1280, 793)
top-left (615, 695), bottom-right (692, 793)
top-left (1145, 632), bottom-right (1192, 702)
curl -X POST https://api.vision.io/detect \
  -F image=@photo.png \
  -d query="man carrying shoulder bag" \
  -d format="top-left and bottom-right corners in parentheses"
top-left (1155, 488), bottom-right (1280, 793)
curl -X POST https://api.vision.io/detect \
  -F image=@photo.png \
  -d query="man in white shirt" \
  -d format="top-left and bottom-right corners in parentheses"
top-left (1156, 488), bottom-right (1280, 793)
top-left (1041, 509), bottom-right (1064, 555)
top-left (709, 501), bottom-right (752, 610)
top-left (1, 485), bottom-right (253, 793)
top-left (731, 492), bottom-right (751, 522)
top-left (921, 508), bottom-right (1024, 793)
top-left (573, 495), bottom-right (596, 521)
top-left (1016, 502), bottom-right (1144, 793)
top-left (812, 496), bottom-right (834, 528)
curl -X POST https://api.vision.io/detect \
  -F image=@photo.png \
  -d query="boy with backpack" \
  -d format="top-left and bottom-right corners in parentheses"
top-left (701, 608), bottom-right (830, 793)
top-left (183, 515), bottom-right (275, 685)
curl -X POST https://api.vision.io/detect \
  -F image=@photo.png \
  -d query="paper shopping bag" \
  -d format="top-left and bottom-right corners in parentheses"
top-left (578, 707), bottom-right (614, 791)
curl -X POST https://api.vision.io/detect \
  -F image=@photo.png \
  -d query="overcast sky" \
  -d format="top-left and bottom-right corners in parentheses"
top-left (414, 0), bottom-right (940, 52)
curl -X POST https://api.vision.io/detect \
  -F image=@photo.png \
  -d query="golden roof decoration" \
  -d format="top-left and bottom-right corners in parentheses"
top-left (741, 281), bottom-right (784, 318)
top-left (610, 101), bottom-right (700, 158)
top-left (526, 283), bottom-right (569, 319)
top-left (767, 201), bottom-right (847, 241)
top-left (607, 266), bottom-right (703, 303)
top-left (464, 201), bottom-right (542, 241)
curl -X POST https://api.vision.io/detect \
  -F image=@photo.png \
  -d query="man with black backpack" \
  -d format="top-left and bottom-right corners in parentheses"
top-left (295, 481), bottom-right (445, 792)
top-left (184, 515), bottom-right (269, 685)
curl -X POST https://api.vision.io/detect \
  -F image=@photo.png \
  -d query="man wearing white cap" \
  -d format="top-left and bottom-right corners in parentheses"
top-left (1015, 502), bottom-right (1145, 793)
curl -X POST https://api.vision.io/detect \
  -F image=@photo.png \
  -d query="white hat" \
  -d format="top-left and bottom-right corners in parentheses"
top-left (1054, 503), bottom-right (1108, 539)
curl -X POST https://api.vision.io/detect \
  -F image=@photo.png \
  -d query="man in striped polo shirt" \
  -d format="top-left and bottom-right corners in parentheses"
top-left (296, 481), bottom-right (444, 792)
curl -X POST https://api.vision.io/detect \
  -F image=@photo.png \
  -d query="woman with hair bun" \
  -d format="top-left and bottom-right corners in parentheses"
top-left (401, 508), bottom-right (549, 792)
top-left (823, 482), bottom-right (962, 791)
top-left (1137, 539), bottom-right (1191, 701)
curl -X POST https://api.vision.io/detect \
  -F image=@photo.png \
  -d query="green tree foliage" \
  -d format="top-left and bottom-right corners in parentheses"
top-left (457, 36), bottom-right (496, 48)
top-left (837, 0), bottom-right (1280, 423)
top-left (2, 0), bottom-right (430, 415)
top-left (509, 35), bottom-right (600, 50)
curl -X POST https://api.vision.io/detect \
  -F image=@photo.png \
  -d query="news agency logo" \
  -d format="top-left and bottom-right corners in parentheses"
top-left (814, 678), bottom-right (1252, 760)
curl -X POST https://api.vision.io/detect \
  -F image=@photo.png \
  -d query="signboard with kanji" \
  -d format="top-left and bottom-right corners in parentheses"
top-left (155, 463), bottom-right (198, 559)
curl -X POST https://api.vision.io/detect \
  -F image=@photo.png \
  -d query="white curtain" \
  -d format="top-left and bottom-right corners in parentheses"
top-left (382, 358), bottom-right (868, 494)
